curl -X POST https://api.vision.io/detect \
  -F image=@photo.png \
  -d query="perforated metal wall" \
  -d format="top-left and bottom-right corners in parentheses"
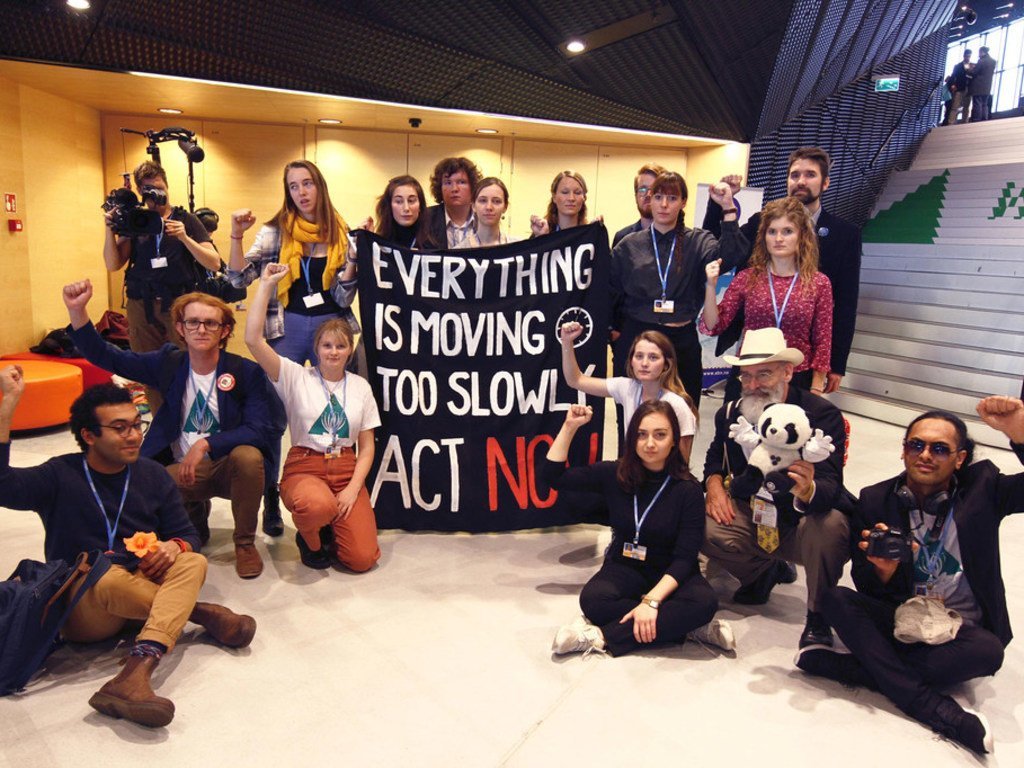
top-left (747, 29), bottom-right (950, 227)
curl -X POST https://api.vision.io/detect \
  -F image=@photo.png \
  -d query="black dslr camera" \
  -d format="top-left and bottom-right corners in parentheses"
top-left (865, 527), bottom-right (914, 562)
top-left (101, 187), bottom-right (164, 236)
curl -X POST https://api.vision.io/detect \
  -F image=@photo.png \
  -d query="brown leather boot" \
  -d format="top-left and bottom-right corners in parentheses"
top-left (88, 655), bottom-right (175, 727)
top-left (189, 602), bottom-right (257, 648)
top-left (234, 544), bottom-right (264, 579)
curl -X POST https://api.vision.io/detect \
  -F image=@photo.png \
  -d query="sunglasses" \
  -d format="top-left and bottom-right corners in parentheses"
top-left (903, 438), bottom-right (957, 458)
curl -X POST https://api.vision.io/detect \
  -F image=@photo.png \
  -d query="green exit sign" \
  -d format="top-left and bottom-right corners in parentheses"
top-left (875, 76), bottom-right (900, 92)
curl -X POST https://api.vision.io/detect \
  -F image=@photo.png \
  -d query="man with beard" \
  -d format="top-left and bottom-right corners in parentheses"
top-left (702, 328), bottom-right (851, 648)
top-left (703, 147), bottom-right (862, 395)
top-left (612, 163), bottom-right (665, 247)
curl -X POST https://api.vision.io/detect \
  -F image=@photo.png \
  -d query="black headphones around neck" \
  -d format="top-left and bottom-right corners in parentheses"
top-left (893, 473), bottom-right (957, 520)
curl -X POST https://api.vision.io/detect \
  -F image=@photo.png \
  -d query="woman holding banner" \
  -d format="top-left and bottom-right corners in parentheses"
top-left (529, 170), bottom-right (589, 236)
top-left (559, 323), bottom-right (696, 461)
top-left (457, 177), bottom-right (512, 248)
top-left (372, 174), bottom-right (439, 249)
top-left (699, 196), bottom-right (832, 393)
top-left (545, 401), bottom-right (733, 656)
top-left (244, 262), bottom-right (381, 573)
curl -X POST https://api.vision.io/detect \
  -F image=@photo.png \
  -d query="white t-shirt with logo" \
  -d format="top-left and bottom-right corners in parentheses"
top-left (273, 358), bottom-right (381, 451)
top-left (174, 369), bottom-right (221, 461)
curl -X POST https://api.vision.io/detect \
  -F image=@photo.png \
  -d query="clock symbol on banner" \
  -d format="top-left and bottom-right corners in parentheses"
top-left (555, 307), bottom-right (593, 348)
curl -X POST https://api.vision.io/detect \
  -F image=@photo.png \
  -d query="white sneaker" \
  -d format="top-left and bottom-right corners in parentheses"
top-left (687, 619), bottom-right (736, 652)
top-left (551, 616), bottom-right (606, 655)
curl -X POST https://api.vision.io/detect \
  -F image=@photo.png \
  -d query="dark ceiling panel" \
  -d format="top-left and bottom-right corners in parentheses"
top-left (0, 0), bottom-right (959, 142)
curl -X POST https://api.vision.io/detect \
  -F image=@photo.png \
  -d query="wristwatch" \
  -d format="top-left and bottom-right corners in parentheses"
top-left (641, 595), bottom-right (661, 609)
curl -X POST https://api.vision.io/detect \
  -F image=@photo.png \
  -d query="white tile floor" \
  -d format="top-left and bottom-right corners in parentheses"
top-left (1, 395), bottom-right (1022, 767)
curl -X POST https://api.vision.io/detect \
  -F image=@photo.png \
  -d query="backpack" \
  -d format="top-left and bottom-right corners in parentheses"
top-left (0, 551), bottom-right (110, 695)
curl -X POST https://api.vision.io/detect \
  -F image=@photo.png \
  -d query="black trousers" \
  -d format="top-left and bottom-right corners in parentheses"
top-left (580, 560), bottom-right (717, 657)
top-left (820, 587), bottom-right (1004, 719)
top-left (614, 318), bottom-right (703, 408)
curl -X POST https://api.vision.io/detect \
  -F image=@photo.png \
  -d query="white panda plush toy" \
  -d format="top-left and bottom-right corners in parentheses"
top-left (728, 402), bottom-right (835, 499)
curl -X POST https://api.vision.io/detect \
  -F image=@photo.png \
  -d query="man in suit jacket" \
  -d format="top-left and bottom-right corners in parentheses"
top-left (611, 163), bottom-right (665, 247)
top-left (64, 280), bottom-right (281, 579)
top-left (702, 328), bottom-right (851, 649)
top-left (968, 46), bottom-right (997, 122)
top-left (426, 156), bottom-right (483, 248)
top-left (795, 397), bottom-right (1024, 755)
top-left (703, 146), bottom-right (862, 395)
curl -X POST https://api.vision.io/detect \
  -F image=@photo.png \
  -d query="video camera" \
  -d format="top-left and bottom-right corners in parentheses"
top-left (101, 187), bottom-right (164, 236)
top-left (865, 526), bottom-right (915, 562)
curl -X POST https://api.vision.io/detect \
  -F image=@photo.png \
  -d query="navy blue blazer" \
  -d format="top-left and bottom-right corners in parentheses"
top-left (69, 322), bottom-right (280, 463)
top-left (612, 219), bottom-right (643, 248)
top-left (703, 201), bottom-right (862, 375)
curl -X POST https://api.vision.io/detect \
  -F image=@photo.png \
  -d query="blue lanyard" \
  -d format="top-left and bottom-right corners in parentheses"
top-left (82, 458), bottom-right (131, 552)
top-left (650, 227), bottom-right (676, 301)
top-left (767, 270), bottom-right (798, 328)
top-left (301, 256), bottom-right (320, 296)
top-left (632, 476), bottom-right (671, 545)
top-left (189, 369), bottom-right (218, 433)
top-left (635, 386), bottom-right (663, 409)
top-left (315, 368), bottom-right (348, 442)
top-left (912, 503), bottom-right (956, 584)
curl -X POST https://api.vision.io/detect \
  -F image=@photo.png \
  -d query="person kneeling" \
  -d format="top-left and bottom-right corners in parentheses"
top-left (796, 398), bottom-right (1024, 755)
top-left (545, 402), bottom-right (732, 657)
top-left (0, 369), bottom-right (256, 728)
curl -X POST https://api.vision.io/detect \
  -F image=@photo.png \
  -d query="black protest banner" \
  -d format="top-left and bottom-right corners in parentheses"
top-left (356, 224), bottom-right (610, 532)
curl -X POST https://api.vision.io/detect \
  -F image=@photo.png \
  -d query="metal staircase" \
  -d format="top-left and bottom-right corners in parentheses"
top-left (831, 118), bottom-right (1024, 447)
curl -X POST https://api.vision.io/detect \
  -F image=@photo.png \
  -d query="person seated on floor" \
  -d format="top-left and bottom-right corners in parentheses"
top-left (0, 368), bottom-right (256, 728)
top-left (796, 397), bottom-right (1024, 756)
top-left (546, 401), bottom-right (733, 657)
top-left (63, 280), bottom-right (282, 579)
top-left (244, 263), bottom-right (381, 573)
top-left (701, 327), bottom-right (851, 650)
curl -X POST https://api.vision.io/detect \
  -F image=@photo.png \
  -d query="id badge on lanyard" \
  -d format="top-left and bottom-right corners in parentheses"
top-left (750, 486), bottom-right (778, 529)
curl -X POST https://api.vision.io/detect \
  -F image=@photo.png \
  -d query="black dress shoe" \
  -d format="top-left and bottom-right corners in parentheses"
top-left (794, 644), bottom-right (877, 690)
top-left (925, 696), bottom-right (993, 755)
top-left (262, 485), bottom-right (284, 537)
top-left (733, 561), bottom-right (786, 605)
top-left (778, 561), bottom-right (798, 584)
top-left (296, 531), bottom-right (331, 570)
top-left (799, 610), bottom-right (834, 648)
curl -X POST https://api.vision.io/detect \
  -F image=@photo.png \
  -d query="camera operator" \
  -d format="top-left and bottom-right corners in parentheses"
top-left (104, 161), bottom-right (218, 410)
top-left (796, 397), bottom-right (1024, 755)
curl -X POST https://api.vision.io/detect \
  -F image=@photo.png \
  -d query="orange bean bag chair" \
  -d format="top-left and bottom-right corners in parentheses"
top-left (0, 360), bottom-right (83, 431)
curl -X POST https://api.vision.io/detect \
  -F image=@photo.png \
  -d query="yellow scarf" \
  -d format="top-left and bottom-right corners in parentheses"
top-left (276, 211), bottom-right (348, 308)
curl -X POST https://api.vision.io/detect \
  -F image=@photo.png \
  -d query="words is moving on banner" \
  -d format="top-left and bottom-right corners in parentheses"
top-left (356, 224), bottom-right (610, 532)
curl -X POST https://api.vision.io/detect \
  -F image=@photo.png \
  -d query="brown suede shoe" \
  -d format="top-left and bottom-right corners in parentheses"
top-left (189, 602), bottom-right (257, 648)
top-left (88, 655), bottom-right (175, 728)
top-left (234, 544), bottom-right (263, 579)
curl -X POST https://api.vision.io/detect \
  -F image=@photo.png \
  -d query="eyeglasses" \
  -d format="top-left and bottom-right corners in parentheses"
top-left (737, 370), bottom-right (778, 384)
top-left (98, 420), bottom-right (150, 437)
top-left (636, 186), bottom-right (652, 196)
top-left (903, 438), bottom-right (956, 458)
top-left (182, 319), bottom-right (224, 332)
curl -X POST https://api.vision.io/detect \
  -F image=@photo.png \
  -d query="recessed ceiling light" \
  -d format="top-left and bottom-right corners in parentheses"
top-left (67, 0), bottom-right (90, 9)
top-left (565, 39), bottom-right (586, 54)
top-left (475, 128), bottom-right (498, 134)
top-left (158, 107), bottom-right (182, 114)
top-left (318, 118), bottom-right (342, 124)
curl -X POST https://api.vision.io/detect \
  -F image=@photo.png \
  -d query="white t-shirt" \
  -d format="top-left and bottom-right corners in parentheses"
top-left (273, 358), bottom-right (381, 451)
top-left (174, 369), bottom-right (221, 461)
top-left (910, 508), bottom-right (983, 626)
top-left (605, 377), bottom-right (696, 437)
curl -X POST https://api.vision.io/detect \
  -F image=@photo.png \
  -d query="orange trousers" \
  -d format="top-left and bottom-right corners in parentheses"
top-left (280, 446), bottom-right (380, 572)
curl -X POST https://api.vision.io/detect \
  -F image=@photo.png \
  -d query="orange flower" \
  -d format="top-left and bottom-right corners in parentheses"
top-left (123, 531), bottom-right (160, 558)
